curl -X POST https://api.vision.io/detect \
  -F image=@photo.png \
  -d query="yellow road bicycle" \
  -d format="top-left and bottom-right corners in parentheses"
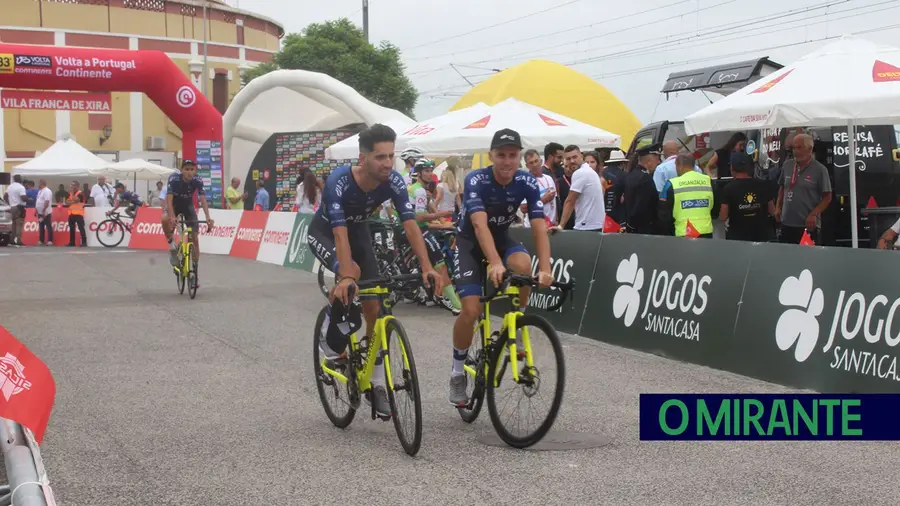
top-left (313, 272), bottom-right (427, 456)
top-left (173, 216), bottom-right (207, 300)
top-left (457, 269), bottom-right (575, 448)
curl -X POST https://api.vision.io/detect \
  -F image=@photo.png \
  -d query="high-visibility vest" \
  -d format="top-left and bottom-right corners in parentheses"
top-left (68, 191), bottom-right (84, 216)
top-left (670, 171), bottom-right (714, 237)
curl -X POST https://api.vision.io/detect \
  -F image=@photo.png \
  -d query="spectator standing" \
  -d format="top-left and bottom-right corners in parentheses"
top-left (603, 150), bottom-right (628, 224)
top-left (720, 152), bottom-right (776, 242)
top-left (543, 142), bottom-right (565, 220)
top-left (521, 149), bottom-right (558, 228)
top-left (435, 165), bottom-right (461, 223)
top-left (149, 181), bottom-right (163, 207)
top-left (298, 171), bottom-right (320, 214)
top-left (558, 147), bottom-right (606, 232)
top-left (35, 179), bottom-right (54, 245)
top-left (54, 184), bottom-right (67, 205)
top-left (654, 141), bottom-right (703, 194)
top-left (90, 176), bottom-right (114, 208)
top-left (624, 145), bottom-right (662, 235)
top-left (660, 154), bottom-right (715, 238)
top-left (67, 181), bottom-right (87, 247)
top-left (24, 181), bottom-right (38, 209)
top-left (705, 132), bottom-right (748, 180)
top-left (775, 133), bottom-right (832, 244)
top-left (225, 177), bottom-right (246, 210)
top-left (4, 174), bottom-right (27, 246)
top-left (558, 145), bottom-right (586, 229)
top-left (254, 180), bottom-right (270, 211)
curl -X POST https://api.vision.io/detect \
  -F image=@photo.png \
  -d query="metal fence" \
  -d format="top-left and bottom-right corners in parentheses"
top-left (0, 419), bottom-right (54, 506)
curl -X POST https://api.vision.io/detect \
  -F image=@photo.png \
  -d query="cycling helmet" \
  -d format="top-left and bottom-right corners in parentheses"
top-left (400, 147), bottom-right (424, 162)
top-left (412, 159), bottom-right (436, 173)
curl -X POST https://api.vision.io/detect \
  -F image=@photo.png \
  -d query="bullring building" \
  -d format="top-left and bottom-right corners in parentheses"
top-left (0, 0), bottom-right (281, 172)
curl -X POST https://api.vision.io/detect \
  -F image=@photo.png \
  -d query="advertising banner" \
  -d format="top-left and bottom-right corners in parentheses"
top-left (283, 213), bottom-right (316, 272)
top-left (584, 234), bottom-right (751, 366)
top-left (128, 207), bottom-right (168, 250)
top-left (498, 228), bottom-right (602, 335)
top-left (256, 211), bottom-right (295, 265)
top-left (86, 207), bottom-right (129, 248)
top-left (229, 211), bottom-right (269, 260)
top-left (734, 243), bottom-right (900, 393)
top-left (0, 90), bottom-right (111, 112)
top-left (21, 207), bottom-right (96, 246)
top-left (198, 209), bottom-right (241, 255)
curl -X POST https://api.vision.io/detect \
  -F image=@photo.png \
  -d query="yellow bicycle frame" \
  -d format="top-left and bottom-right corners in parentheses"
top-left (464, 284), bottom-right (534, 386)
top-left (318, 286), bottom-right (412, 395)
top-left (174, 221), bottom-right (194, 274)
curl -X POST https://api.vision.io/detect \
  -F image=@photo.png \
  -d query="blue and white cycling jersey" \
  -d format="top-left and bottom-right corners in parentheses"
top-left (316, 165), bottom-right (415, 228)
top-left (118, 191), bottom-right (143, 206)
top-left (166, 173), bottom-right (204, 204)
top-left (457, 166), bottom-right (544, 240)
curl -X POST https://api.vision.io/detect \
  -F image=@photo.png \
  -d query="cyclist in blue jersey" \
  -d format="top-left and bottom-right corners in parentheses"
top-left (111, 183), bottom-right (143, 218)
top-left (307, 124), bottom-right (444, 418)
top-left (449, 128), bottom-right (554, 406)
top-left (162, 160), bottom-right (215, 267)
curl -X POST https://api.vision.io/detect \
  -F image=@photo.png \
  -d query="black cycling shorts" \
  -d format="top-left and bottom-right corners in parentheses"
top-left (164, 200), bottom-right (198, 223)
top-left (307, 215), bottom-right (379, 282)
top-left (453, 233), bottom-right (528, 299)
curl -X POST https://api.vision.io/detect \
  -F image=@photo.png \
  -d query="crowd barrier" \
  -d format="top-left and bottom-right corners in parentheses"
top-left (35, 206), bottom-right (896, 393)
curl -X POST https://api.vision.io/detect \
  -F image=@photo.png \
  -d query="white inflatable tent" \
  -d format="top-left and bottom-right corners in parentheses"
top-left (224, 69), bottom-right (415, 184)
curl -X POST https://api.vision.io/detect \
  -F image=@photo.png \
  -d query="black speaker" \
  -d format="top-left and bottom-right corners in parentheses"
top-left (0, 173), bottom-right (10, 185)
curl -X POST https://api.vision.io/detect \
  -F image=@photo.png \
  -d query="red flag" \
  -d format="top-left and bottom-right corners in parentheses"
top-left (603, 215), bottom-right (621, 233)
top-left (253, 204), bottom-right (263, 211)
top-left (0, 326), bottom-right (56, 444)
top-left (867, 196), bottom-right (878, 208)
top-left (800, 230), bottom-right (816, 246)
top-left (684, 219), bottom-right (701, 238)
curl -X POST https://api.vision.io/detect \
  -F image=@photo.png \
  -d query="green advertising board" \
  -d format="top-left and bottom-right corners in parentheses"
top-left (283, 213), bottom-right (316, 272)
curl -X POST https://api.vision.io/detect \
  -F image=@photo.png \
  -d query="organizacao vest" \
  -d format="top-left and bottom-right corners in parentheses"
top-left (670, 172), bottom-right (714, 236)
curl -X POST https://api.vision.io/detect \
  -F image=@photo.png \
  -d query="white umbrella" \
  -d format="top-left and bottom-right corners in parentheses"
top-left (404, 97), bottom-right (621, 156)
top-left (90, 158), bottom-right (177, 181)
top-left (13, 138), bottom-right (108, 177)
top-left (684, 36), bottom-right (900, 248)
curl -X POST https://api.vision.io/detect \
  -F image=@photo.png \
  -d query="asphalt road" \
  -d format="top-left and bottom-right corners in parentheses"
top-left (0, 247), bottom-right (896, 506)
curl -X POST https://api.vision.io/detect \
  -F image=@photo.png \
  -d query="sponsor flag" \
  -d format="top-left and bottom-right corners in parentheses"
top-left (866, 196), bottom-right (878, 208)
top-left (0, 326), bottom-right (56, 444)
top-left (603, 215), bottom-right (622, 233)
top-left (800, 229), bottom-right (816, 246)
top-left (684, 219), bottom-right (701, 238)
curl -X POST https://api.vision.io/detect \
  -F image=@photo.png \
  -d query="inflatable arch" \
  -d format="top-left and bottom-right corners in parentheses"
top-left (223, 69), bottom-right (413, 186)
top-left (0, 43), bottom-right (222, 198)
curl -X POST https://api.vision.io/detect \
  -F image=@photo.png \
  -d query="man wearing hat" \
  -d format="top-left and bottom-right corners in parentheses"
top-left (448, 128), bottom-right (554, 406)
top-left (624, 144), bottom-right (662, 234)
top-left (603, 149), bottom-right (629, 224)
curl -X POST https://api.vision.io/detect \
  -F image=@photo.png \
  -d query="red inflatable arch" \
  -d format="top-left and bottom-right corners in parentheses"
top-left (0, 43), bottom-right (223, 201)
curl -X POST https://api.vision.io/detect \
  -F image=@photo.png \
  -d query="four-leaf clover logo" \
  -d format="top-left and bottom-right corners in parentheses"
top-left (775, 269), bottom-right (825, 362)
top-left (613, 253), bottom-right (644, 327)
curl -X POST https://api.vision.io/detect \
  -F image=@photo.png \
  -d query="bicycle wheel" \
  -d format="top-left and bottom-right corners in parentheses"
top-left (96, 218), bottom-right (125, 247)
top-left (384, 318), bottom-right (423, 456)
top-left (486, 314), bottom-right (566, 449)
top-left (175, 250), bottom-right (186, 295)
top-left (313, 306), bottom-right (357, 428)
top-left (317, 263), bottom-right (333, 299)
top-left (188, 256), bottom-right (199, 300)
top-left (457, 318), bottom-right (486, 423)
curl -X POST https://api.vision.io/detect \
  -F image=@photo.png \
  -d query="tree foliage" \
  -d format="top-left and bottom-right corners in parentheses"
top-left (241, 19), bottom-right (418, 117)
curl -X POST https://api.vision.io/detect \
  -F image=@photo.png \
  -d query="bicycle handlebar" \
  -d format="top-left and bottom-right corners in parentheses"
top-left (354, 271), bottom-right (437, 291)
top-left (479, 270), bottom-right (576, 311)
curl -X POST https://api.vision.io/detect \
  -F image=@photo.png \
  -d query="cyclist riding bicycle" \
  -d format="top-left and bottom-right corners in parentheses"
top-left (162, 159), bottom-right (215, 267)
top-left (307, 124), bottom-right (445, 418)
top-left (111, 183), bottom-right (143, 218)
top-left (449, 128), bottom-right (554, 406)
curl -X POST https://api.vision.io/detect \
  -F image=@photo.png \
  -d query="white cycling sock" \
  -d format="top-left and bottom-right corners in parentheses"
top-left (451, 347), bottom-right (467, 377)
top-left (371, 356), bottom-right (385, 386)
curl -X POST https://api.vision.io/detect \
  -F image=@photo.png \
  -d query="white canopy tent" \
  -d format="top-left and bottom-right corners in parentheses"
top-left (224, 69), bottom-right (414, 182)
top-left (684, 36), bottom-right (900, 248)
top-left (324, 103), bottom-right (491, 160)
top-left (13, 138), bottom-right (108, 177)
top-left (90, 158), bottom-right (176, 181)
top-left (403, 98), bottom-right (621, 156)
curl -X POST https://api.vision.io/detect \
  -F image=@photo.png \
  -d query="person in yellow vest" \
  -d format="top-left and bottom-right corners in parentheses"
top-left (66, 180), bottom-right (87, 247)
top-left (659, 154), bottom-right (715, 238)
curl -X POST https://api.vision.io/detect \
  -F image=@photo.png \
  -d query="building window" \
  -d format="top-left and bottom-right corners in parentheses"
top-left (213, 71), bottom-right (229, 115)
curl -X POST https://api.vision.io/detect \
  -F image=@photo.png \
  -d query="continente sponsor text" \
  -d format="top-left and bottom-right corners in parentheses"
top-left (201, 225), bottom-right (236, 238)
top-left (262, 229), bottom-right (290, 246)
top-left (136, 222), bottom-right (164, 235)
top-left (236, 227), bottom-right (263, 242)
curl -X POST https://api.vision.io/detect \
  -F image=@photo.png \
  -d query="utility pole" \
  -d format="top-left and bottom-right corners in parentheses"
top-left (202, 0), bottom-right (209, 97)
top-left (362, 0), bottom-right (369, 43)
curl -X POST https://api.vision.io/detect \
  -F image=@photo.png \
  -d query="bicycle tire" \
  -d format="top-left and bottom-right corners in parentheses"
top-left (313, 306), bottom-right (357, 428)
top-left (486, 314), bottom-right (566, 449)
top-left (175, 250), bottom-right (186, 295)
top-left (317, 263), bottom-right (332, 299)
top-left (188, 256), bottom-right (199, 300)
top-left (96, 218), bottom-right (125, 248)
top-left (457, 318), bottom-right (486, 424)
top-left (384, 318), bottom-right (423, 456)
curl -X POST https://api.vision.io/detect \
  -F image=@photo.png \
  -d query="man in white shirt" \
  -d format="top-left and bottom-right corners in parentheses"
top-left (520, 149), bottom-right (558, 228)
top-left (90, 176), bottom-right (114, 208)
top-left (556, 146), bottom-right (606, 231)
top-left (4, 174), bottom-right (27, 246)
top-left (35, 179), bottom-right (54, 245)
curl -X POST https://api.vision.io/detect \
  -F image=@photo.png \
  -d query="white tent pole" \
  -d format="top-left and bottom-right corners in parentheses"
top-left (848, 119), bottom-right (859, 249)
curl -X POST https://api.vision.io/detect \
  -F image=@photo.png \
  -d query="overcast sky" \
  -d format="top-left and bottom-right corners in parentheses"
top-left (229, 0), bottom-right (900, 123)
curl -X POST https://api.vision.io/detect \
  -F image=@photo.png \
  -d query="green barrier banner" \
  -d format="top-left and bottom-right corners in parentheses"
top-left (502, 228), bottom-right (603, 335)
top-left (582, 234), bottom-right (750, 366)
top-left (734, 243), bottom-right (900, 393)
top-left (283, 213), bottom-right (315, 272)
